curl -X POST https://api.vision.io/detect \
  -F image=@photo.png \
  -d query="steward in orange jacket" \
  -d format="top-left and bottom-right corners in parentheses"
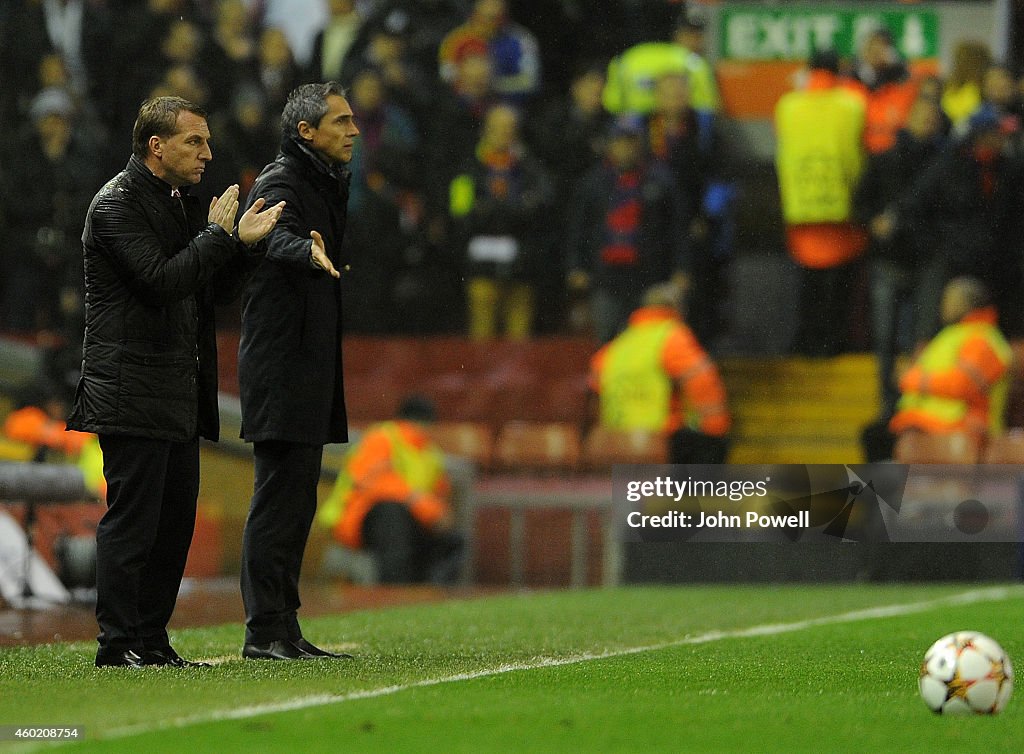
top-left (858, 78), bottom-right (920, 155)
top-left (4, 405), bottom-right (92, 457)
top-left (319, 396), bottom-right (463, 584)
top-left (590, 284), bottom-right (730, 464)
top-left (3, 394), bottom-right (106, 499)
top-left (775, 59), bottom-right (867, 270)
top-left (847, 26), bottom-right (921, 155)
top-left (890, 277), bottom-right (1012, 440)
top-left (774, 48), bottom-right (869, 356)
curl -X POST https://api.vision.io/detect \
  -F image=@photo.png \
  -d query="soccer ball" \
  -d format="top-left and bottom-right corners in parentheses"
top-left (919, 631), bottom-right (1014, 714)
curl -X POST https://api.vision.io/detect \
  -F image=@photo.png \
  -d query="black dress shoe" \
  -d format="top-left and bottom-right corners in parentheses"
top-left (142, 647), bottom-right (212, 668)
top-left (293, 638), bottom-right (353, 659)
top-left (242, 639), bottom-right (314, 660)
top-left (95, 649), bottom-right (145, 668)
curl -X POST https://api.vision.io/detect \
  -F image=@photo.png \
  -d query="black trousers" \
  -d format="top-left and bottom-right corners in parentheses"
top-left (794, 261), bottom-right (861, 357)
top-left (240, 440), bottom-right (321, 645)
top-left (670, 427), bottom-right (730, 465)
top-left (362, 502), bottom-right (465, 585)
top-left (860, 419), bottom-right (897, 463)
top-left (95, 434), bottom-right (199, 653)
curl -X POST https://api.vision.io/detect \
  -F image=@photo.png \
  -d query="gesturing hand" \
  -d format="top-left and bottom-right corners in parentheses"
top-left (209, 184), bottom-right (240, 234)
top-left (237, 197), bottom-right (286, 245)
top-left (310, 230), bottom-right (340, 278)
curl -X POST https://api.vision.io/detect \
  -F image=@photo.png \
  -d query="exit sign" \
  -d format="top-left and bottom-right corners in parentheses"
top-left (720, 7), bottom-right (939, 61)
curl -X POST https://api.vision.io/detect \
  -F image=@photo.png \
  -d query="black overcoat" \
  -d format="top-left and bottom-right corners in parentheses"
top-left (238, 137), bottom-right (350, 445)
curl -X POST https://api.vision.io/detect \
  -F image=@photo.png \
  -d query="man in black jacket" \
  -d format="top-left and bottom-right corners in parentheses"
top-left (238, 82), bottom-right (359, 661)
top-left (68, 96), bottom-right (284, 668)
top-left (853, 94), bottom-right (946, 420)
top-left (883, 103), bottom-right (1024, 339)
top-left (565, 116), bottom-right (689, 343)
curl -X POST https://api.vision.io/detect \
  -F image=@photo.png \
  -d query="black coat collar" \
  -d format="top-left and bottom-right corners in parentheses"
top-left (126, 155), bottom-right (195, 199)
top-left (280, 136), bottom-right (351, 187)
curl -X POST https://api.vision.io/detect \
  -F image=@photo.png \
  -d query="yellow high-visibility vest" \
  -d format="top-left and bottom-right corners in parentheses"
top-left (603, 42), bottom-right (720, 115)
top-left (897, 321), bottom-right (1012, 435)
top-left (775, 87), bottom-right (865, 224)
top-left (318, 422), bottom-right (447, 529)
top-left (599, 319), bottom-right (676, 431)
top-left (78, 436), bottom-right (106, 499)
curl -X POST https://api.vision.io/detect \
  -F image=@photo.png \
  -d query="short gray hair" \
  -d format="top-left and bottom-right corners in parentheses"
top-left (281, 81), bottom-right (346, 139)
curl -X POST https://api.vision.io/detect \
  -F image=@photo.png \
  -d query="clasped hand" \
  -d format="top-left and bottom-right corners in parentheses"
top-left (209, 184), bottom-right (286, 245)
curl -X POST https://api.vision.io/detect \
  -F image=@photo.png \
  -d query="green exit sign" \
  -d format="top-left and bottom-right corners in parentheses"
top-left (720, 7), bottom-right (939, 61)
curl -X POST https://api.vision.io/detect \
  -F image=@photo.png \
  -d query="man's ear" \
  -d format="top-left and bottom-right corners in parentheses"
top-left (296, 120), bottom-right (315, 142)
top-left (149, 135), bottom-right (163, 157)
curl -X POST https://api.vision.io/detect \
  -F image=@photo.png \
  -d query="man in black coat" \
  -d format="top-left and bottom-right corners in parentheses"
top-left (889, 104), bottom-right (1024, 339)
top-left (853, 94), bottom-right (946, 421)
top-left (238, 82), bottom-right (359, 661)
top-left (68, 96), bottom-right (284, 668)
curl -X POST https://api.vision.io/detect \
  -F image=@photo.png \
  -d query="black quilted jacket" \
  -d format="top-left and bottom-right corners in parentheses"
top-left (68, 156), bottom-right (250, 441)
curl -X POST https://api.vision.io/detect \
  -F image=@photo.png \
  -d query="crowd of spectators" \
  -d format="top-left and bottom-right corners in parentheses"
top-left (0, 0), bottom-right (713, 348)
top-left (2, 0), bottom-right (1024, 385)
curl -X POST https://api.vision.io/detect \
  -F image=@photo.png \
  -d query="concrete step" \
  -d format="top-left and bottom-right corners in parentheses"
top-left (723, 353), bottom-right (879, 465)
top-left (731, 401), bottom-right (877, 423)
top-left (720, 354), bottom-right (879, 377)
top-left (729, 441), bottom-right (865, 465)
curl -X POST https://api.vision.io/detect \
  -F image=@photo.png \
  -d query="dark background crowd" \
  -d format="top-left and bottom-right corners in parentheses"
top-left (1, 0), bottom-right (1023, 374)
top-left (0, 0), bottom-right (695, 342)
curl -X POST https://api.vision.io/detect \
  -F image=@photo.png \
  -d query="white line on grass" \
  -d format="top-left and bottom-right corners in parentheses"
top-left (88, 585), bottom-right (1022, 742)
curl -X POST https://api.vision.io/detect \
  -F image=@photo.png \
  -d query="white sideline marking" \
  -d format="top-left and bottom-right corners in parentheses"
top-left (88, 586), bottom-right (1021, 741)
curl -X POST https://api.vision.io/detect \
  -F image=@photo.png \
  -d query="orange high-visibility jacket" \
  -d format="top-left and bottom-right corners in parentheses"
top-left (844, 77), bottom-right (920, 155)
top-left (890, 307), bottom-right (1012, 438)
top-left (3, 406), bottom-right (92, 455)
top-left (776, 70), bottom-right (868, 268)
top-left (3, 406), bottom-right (106, 498)
top-left (591, 306), bottom-right (730, 436)
top-left (320, 421), bottom-right (451, 549)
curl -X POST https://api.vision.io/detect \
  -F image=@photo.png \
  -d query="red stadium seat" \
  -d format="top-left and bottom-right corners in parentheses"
top-left (428, 421), bottom-right (495, 472)
top-left (581, 426), bottom-right (668, 470)
top-left (493, 421), bottom-right (583, 475)
top-left (981, 430), bottom-right (1024, 464)
top-left (1003, 340), bottom-right (1024, 427)
top-left (343, 375), bottom-right (403, 423)
top-left (531, 375), bottom-right (592, 425)
top-left (892, 431), bottom-right (980, 464)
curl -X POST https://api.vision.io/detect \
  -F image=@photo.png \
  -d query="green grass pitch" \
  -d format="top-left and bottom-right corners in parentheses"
top-left (1, 584), bottom-right (1021, 752)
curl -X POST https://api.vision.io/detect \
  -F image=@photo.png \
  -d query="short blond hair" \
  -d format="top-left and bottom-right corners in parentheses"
top-left (643, 282), bottom-right (683, 310)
